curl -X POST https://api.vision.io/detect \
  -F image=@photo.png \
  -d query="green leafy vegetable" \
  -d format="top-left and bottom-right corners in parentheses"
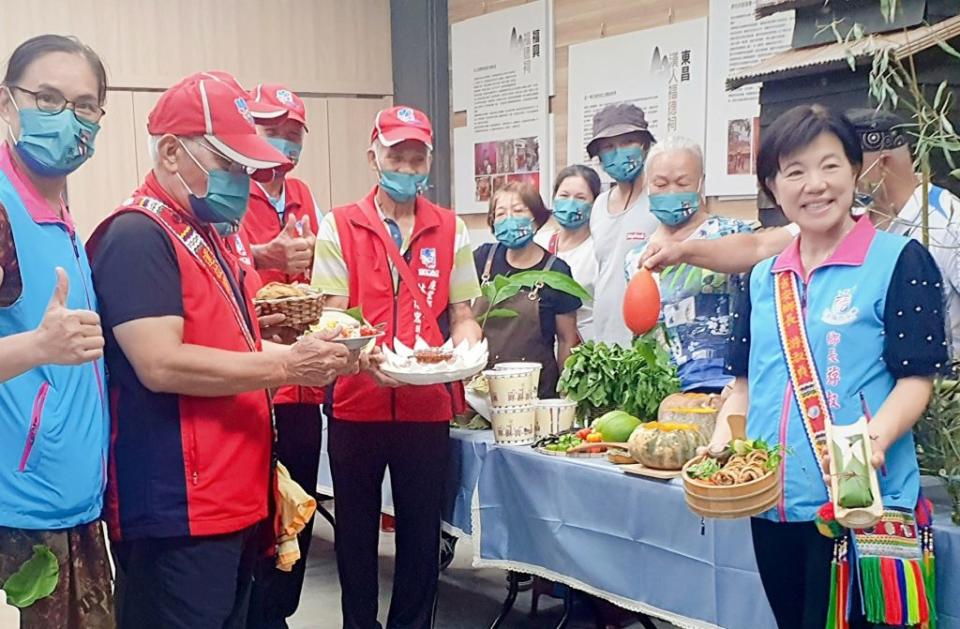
top-left (2, 545), bottom-right (59, 608)
top-left (557, 337), bottom-right (681, 422)
top-left (686, 457), bottom-right (721, 480)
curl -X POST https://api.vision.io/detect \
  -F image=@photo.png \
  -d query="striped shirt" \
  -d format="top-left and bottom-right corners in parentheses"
top-left (312, 209), bottom-right (481, 304)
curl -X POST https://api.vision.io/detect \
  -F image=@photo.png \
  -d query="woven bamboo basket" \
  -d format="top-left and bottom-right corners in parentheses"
top-left (681, 454), bottom-right (781, 520)
top-left (254, 294), bottom-right (324, 331)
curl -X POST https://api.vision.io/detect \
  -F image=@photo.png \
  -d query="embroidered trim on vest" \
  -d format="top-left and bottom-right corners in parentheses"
top-left (774, 271), bottom-right (830, 461)
top-left (124, 195), bottom-right (256, 352)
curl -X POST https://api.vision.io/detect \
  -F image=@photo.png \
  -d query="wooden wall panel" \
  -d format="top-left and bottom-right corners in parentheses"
top-left (449, 0), bottom-right (757, 219)
top-left (0, 0), bottom-right (393, 96)
top-left (67, 91), bottom-right (139, 238)
top-left (295, 97), bottom-right (333, 213)
top-left (326, 96), bottom-right (393, 208)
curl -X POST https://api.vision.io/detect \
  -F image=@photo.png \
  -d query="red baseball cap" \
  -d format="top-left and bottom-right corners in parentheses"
top-left (250, 83), bottom-right (308, 130)
top-left (185, 71), bottom-right (288, 121)
top-left (371, 106), bottom-right (433, 150)
top-left (147, 75), bottom-right (291, 180)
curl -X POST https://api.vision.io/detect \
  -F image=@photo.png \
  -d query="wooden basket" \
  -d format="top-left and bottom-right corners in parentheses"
top-left (254, 294), bottom-right (324, 331)
top-left (681, 455), bottom-right (781, 520)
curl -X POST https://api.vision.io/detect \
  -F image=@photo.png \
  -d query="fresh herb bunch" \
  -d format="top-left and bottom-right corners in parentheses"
top-left (557, 334), bottom-right (681, 422)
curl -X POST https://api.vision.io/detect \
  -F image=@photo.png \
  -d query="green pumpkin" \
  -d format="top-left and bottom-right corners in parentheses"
top-left (627, 422), bottom-right (705, 470)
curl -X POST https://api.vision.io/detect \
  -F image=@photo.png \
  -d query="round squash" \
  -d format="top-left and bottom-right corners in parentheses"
top-left (623, 269), bottom-right (660, 335)
top-left (658, 393), bottom-right (721, 440)
top-left (628, 422), bottom-right (705, 470)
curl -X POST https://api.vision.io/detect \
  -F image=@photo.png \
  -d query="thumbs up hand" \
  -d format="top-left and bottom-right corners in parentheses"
top-left (34, 268), bottom-right (105, 365)
top-left (259, 213), bottom-right (314, 276)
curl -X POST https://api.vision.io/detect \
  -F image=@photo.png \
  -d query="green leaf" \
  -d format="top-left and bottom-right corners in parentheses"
top-left (479, 308), bottom-right (519, 323)
top-left (937, 39), bottom-right (960, 61)
top-left (508, 270), bottom-right (593, 302)
top-left (2, 545), bottom-right (59, 608)
top-left (344, 306), bottom-right (365, 324)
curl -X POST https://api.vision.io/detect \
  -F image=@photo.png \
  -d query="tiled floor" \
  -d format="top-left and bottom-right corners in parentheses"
top-left (0, 511), bottom-right (675, 628)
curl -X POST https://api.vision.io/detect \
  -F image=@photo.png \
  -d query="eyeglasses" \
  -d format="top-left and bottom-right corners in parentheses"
top-left (8, 85), bottom-right (105, 123)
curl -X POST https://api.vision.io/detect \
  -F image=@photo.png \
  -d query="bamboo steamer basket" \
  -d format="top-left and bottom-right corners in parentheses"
top-left (254, 293), bottom-right (324, 332)
top-left (680, 414), bottom-right (782, 519)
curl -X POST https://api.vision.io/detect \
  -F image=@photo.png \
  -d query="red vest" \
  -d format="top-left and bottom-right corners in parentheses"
top-left (88, 174), bottom-right (273, 539)
top-left (331, 187), bottom-right (456, 422)
top-left (241, 177), bottom-right (319, 286)
top-left (240, 178), bottom-right (324, 405)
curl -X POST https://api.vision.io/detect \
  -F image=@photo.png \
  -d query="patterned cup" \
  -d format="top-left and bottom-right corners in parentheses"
top-left (490, 403), bottom-right (537, 445)
top-left (484, 368), bottom-right (535, 407)
top-left (494, 362), bottom-right (541, 401)
top-left (535, 399), bottom-right (577, 439)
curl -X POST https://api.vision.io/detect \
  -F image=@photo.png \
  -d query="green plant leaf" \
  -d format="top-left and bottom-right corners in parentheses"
top-left (937, 39), bottom-right (960, 61)
top-left (344, 306), bottom-right (365, 324)
top-left (508, 270), bottom-right (593, 302)
top-left (479, 308), bottom-right (519, 323)
top-left (2, 545), bottom-right (59, 608)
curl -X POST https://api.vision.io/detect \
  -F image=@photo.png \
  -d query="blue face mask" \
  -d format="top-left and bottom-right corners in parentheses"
top-left (649, 191), bottom-right (700, 226)
top-left (379, 169), bottom-right (428, 203)
top-left (9, 104), bottom-right (99, 177)
top-left (552, 197), bottom-right (592, 229)
top-left (600, 145), bottom-right (644, 182)
top-left (177, 141), bottom-right (251, 226)
top-left (493, 215), bottom-right (536, 249)
top-left (266, 137), bottom-right (302, 165)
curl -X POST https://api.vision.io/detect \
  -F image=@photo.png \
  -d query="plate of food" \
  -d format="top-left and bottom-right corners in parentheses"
top-left (378, 337), bottom-right (488, 385)
top-left (308, 308), bottom-right (384, 351)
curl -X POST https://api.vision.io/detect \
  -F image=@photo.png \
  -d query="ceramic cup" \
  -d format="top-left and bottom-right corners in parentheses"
top-left (490, 403), bottom-right (537, 445)
top-left (484, 368), bottom-right (535, 407)
top-left (535, 399), bottom-right (577, 439)
top-left (494, 362), bottom-right (541, 401)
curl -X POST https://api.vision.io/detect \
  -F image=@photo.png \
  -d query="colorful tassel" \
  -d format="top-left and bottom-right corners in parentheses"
top-left (826, 539), bottom-right (849, 629)
top-left (905, 560), bottom-right (921, 626)
top-left (921, 528), bottom-right (938, 629)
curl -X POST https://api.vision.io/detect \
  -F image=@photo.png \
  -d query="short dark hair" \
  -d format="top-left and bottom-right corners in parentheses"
top-left (3, 35), bottom-right (108, 103)
top-left (488, 181), bottom-right (551, 229)
top-left (756, 104), bottom-right (862, 203)
top-left (553, 165), bottom-right (602, 200)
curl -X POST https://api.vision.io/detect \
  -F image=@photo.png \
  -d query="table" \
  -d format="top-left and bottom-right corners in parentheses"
top-left (472, 441), bottom-right (960, 629)
top-left (318, 427), bottom-right (960, 629)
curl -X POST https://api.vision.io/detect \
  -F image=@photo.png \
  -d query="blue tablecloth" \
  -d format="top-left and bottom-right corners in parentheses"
top-left (472, 440), bottom-right (960, 629)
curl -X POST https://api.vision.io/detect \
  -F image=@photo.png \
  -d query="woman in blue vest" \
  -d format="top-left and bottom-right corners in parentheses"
top-left (711, 105), bottom-right (947, 628)
top-left (0, 35), bottom-right (112, 628)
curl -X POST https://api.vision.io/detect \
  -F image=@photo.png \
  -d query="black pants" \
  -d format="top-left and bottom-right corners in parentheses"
top-left (248, 403), bottom-right (323, 628)
top-left (114, 524), bottom-right (261, 629)
top-left (328, 418), bottom-right (450, 629)
top-left (751, 518), bottom-right (874, 629)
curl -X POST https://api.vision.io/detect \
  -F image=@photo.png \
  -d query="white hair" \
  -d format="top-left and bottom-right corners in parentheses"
top-left (644, 135), bottom-right (705, 178)
top-left (148, 134), bottom-right (161, 163)
top-left (368, 137), bottom-right (433, 162)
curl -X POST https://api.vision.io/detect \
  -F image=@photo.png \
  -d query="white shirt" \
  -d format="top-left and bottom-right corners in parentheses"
top-left (589, 189), bottom-right (658, 347)
top-left (889, 184), bottom-right (960, 355)
top-left (534, 229), bottom-right (598, 341)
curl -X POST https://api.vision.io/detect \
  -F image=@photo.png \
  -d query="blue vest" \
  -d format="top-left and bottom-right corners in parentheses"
top-left (0, 169), bottom-right (108, 530)
top-left (746, 227), bottom-right (917, 522)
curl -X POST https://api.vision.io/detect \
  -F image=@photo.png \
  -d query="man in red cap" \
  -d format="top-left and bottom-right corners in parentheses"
top-left (240, 83), bottom-right (326, 629)
top-left (312, 106), bottom-right (482, 628)
top-left (87, 73), bottom-right (359, 629)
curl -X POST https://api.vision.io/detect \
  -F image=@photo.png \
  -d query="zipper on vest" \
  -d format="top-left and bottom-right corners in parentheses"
top-left (69, 232), bottom-right (106, 409)
top-left (19, 382), bottom-right (50, 472)
top-left (389, 247), bottom-right (399, 422)
top-left (777, 383), bottom-right (791, 522)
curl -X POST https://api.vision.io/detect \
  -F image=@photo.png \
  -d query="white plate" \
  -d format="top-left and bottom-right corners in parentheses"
top-left (328, 332), bottom-right (384, 351)
top-left (378, 337), bottom-right (488, 385)
top-left (380, 362), bottom-right (486, 386)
